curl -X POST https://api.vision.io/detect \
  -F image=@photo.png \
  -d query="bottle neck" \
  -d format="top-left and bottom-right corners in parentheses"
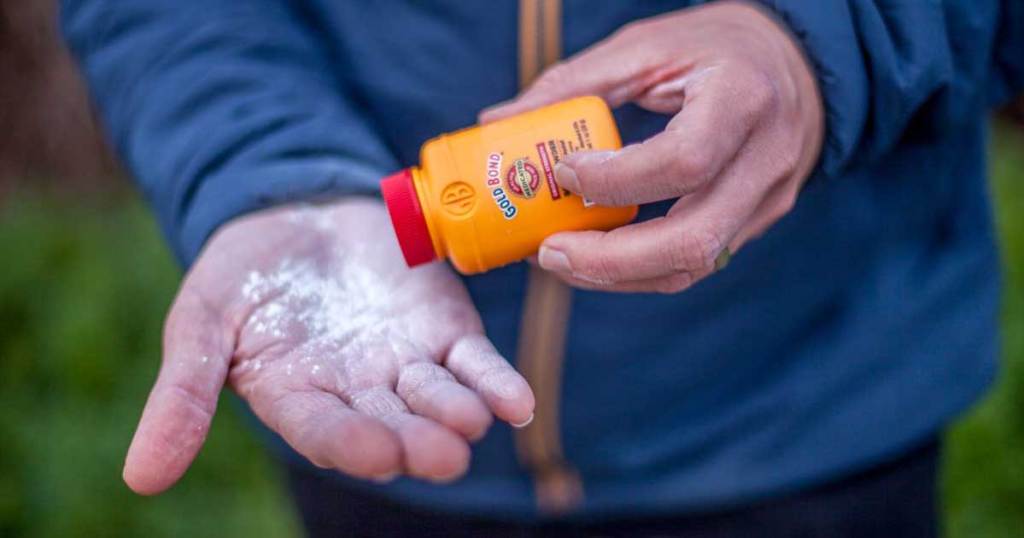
top-left (380, 167), bottom-right (440, 267)
top-left (408, 166), bottom-right (447, 261)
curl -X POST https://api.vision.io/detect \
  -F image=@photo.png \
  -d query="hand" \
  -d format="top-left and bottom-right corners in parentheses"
top-left (482, 1), bottom-right (824, 293)
top-left (122, 198), bottom-right (535, 494)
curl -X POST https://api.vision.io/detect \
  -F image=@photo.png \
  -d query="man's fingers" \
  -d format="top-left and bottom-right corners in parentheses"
top-left (553, 131), bottom-right (715, 207)
top-left (537, 160), bottom-right (766, 285)
top-left (729, 176), bottom-right (801, 250)
top-left (396, 362), bottom-right (493, 441)
top-left (536, 220), bottom-right (722, 286)
top-left (254, 387), bottom-right (403, 480)
top-left (444, 335), bottom-right (535, 427)
top-left (548, 268), bottom-right (714, 295)
top-left (554, 71), bottom-right (765, 206)
top-left (350, 386), bottom-right (471, 482)
top-left (123, 287), bottom-right (232, 495)
top-left (479, 25), bottom-right (662, 123)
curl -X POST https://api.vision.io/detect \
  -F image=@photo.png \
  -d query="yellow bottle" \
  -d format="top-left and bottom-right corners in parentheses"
top-left (381, 96), bottom-right (637, 275)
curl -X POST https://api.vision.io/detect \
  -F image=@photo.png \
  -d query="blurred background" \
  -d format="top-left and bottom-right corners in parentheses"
top-left (0, 1), bottom-right (1021, 537)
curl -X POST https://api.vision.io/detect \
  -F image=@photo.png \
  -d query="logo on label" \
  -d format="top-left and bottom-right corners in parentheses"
top-left (440, 182), bottom-right (475, 216)
top-left (485, 152), bottom-right (517, 219)
top-left (506, 159), bottom-right (540, 199)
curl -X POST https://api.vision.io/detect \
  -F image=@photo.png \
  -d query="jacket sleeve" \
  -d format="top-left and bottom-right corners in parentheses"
top-left (990, 0), bottom-right (1024, 107)
top-left (756, 0), bottom-right (1018, 177)
top-left (61, 0), bottom-right (400, 265)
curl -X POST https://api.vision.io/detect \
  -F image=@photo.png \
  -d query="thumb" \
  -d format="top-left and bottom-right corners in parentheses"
top-left (478, 30), bottom-right (654, 124)
top-left (123, 282), bottom-right (233, 495)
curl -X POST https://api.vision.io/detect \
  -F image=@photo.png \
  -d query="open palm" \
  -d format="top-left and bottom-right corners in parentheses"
top-left (123, 198), bottom-right (535, 494)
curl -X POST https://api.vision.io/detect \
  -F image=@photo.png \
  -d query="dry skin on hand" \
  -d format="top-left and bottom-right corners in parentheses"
top-left (227, 210), bottom-right (455, 413)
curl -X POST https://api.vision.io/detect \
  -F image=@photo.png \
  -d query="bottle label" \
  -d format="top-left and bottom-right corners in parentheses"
top-left (485, 152), bottom-right (518, 219)
top-left (534, 142), bottom-right (560, 200)
top-left (507, 158), bottom-right (540, 199)
top-left (527, 118), bottom-right (593, 203)
top-left (484, 117), bottom-right (598, 220)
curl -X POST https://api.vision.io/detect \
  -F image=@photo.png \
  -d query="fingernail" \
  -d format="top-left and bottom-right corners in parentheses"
top-left (538, 246), bottom-right (571, 273)
top-left (554, 162), bottom-right (580, 192)
top-left (511, 413), bottom-right (534, 429)
top-left (714, 247), bottom-right (731, 271)
top-left (426, 467), bottom-right (466, 484)
top-left (371, 471), bottom-right (399, 484)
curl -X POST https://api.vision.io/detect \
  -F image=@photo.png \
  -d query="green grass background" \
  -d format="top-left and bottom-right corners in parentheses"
top-left (1, 124), bottom-right (1022, 537)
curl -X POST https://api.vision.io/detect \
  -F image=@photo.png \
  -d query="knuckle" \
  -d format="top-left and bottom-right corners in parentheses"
top-left (611, 19), bottom-right (646, 42)
top-left (396, 362), bottom-right (446, 398)
top-left (350, 385), bottom-right (404, 417)
top-left (579, 153), bottom-right (636, 205)
top-left (585, 236), bottom-right (632, 283)
top-left (165, 384), bottom-right (215, 423)
top-left (668, 230), bottom-right (723, 274)
top-left (778, 190), bottom-right (798, 216)
top-left (776, 147), bottom-right (802, 178)
top-left (768, 187), bottom-right (799, 223)
top-left (578, 258), bottom-right (610, 284)
top-left (535, 62), bottom-right (573, 91)
top-left (745, 70), bottom-right (780, 114)
top-left (575, 253), bottom-right (620, 284)
top-left (337, 435), bottom-right (399, 478)
top-left (594, 255), bottom-right (623, 283)
top-left (671, 147), bottom-right (716, 186)
top-left (587, 178), bottom-right (628, 207)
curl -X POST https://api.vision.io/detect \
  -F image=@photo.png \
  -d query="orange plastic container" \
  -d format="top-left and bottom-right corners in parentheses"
top-left (381, 96), bottom-right (638, 275)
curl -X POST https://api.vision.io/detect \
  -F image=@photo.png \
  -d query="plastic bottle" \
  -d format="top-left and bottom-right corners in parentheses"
top-left (381, 96), bottom-right (637, 275)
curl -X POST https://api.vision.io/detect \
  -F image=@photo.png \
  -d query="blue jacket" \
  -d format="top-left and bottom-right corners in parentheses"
top-left (63, 0), bottom-right (1023, 520)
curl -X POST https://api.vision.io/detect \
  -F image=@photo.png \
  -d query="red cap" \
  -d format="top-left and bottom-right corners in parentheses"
top-left (381, 168), bottom-right (437, 267)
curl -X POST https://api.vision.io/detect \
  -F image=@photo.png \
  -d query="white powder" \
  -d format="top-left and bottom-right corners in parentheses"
top-left (233, 249), bottom-right (423, 391)
top-left (240, 256), bottom-right (394, 343)
top-left (228, 212), bottom-right (447, 402)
